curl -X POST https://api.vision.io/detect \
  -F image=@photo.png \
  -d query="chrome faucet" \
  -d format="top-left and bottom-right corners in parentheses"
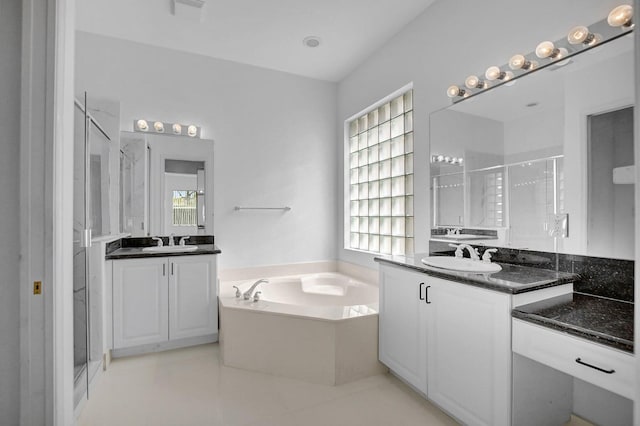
top-left (460, 244), bottom-right (480, 260)
top-left (482, 248), bottom-right (498, 263)
top-left (179, 236), bottom-right (190, 246)
top-left (151, 236), bottom-right (163, 247)
top-left (243, 279), bottom-right (268, 300)
top-left (449, 243), bottom-right (464, 258)
top-left (168, 233), bottom-right (176, 246)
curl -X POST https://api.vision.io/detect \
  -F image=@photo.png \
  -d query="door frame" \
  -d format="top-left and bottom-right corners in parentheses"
top-left (20, 0), bottom-right (75, 424)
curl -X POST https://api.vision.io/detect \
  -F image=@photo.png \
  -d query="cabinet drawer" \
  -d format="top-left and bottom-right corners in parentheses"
top-left (512, 319), bottom-right (634, 399)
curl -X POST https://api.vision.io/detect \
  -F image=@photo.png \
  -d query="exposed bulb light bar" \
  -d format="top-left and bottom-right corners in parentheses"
top-left (431, 154), bottom-right (464, 165)
top-left (134, 119), bottom-right (201, 138)
top-left (446, 6), bottom-right (634, 103)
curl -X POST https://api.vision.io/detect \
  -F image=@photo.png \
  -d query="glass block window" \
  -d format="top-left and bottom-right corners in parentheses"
top-left (347, 90), bottom-right (414, 255)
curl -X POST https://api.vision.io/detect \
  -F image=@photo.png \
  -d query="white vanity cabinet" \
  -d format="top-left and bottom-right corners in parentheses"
top-left (378, 265), bottom-right (428, 394)
top-left (379, 263), bottom-right (512, 426)
top-left (112, 254), bottom-right (217, 352)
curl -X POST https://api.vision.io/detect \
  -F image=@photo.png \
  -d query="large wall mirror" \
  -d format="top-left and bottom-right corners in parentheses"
top-left (430, 33), bottom-right (634, 260)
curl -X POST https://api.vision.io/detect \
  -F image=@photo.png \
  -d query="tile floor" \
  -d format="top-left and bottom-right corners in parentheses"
top-left (77, 344), bottom-right (592, 426)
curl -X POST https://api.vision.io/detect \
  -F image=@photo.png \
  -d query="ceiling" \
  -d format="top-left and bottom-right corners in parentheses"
top-left (76, 0), bottom-right (436, 82)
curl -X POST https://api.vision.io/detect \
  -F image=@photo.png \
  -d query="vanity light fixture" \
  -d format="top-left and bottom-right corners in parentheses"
top-left (535, 41), bottom-right (568, 60)
top-left (133, 119), bottom-right (201, 138)
top-left (447, 5), bottom-right (634, 103)
top-left (446, 85), bottom-right (468, 98)
top-left (431, 155), bottom-right (464, 165)
top-left (508, 54), bottom-right (537, 70)
top-left (608, 4), bottom-right (633, 28)
top-left (465, 75), bottom-right (488, 89)
top-left (567, 26), bottom-right (601, 45)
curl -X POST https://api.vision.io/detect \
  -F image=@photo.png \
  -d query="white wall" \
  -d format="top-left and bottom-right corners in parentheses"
top-left (0, 0), bottom-right (22, 422)
top-left (75, 32), bottom-right (338, 270)
top-left (336, 0), bottom-right (626, 269)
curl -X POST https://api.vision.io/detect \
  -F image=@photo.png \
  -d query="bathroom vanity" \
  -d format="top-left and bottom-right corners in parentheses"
top-left (105, 236), bottom-right (221, 357)
top-left (374, 254), bottom-right (634, 425)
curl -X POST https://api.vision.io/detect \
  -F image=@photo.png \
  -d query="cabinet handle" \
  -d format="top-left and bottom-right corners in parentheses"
top-left (419, 282), bottom-right (425, 300)
top-left (171, 263), bottom-right (174, 275)
top-left (575, 358), bottom-right (615, 374)
top-left (162, 264), bottom-right (165, 276)
top-left (425, 285), bottom-right (431, 304)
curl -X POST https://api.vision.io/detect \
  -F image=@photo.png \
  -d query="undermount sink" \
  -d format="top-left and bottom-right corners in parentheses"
top-left (421, 256), bottom-right (502, 273)
top-left (142, 245), bottom-right (198, 253)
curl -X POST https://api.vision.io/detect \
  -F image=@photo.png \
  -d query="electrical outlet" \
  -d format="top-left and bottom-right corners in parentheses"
top-left (548, 214), bottom-right (569, 238)
top-left (33, 281), bottom-right (42, 295)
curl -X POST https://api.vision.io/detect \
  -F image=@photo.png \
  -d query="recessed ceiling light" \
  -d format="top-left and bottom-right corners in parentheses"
top-left (303, 36), bottom-right (321, 48)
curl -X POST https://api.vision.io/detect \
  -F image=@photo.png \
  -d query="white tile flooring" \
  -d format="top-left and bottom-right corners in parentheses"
top-left (77, 344), bottom-right (592, 426)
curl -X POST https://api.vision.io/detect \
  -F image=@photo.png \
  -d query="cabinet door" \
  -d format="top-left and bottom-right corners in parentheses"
top-left (378, 265), bottom-right (428, 394)
top-left (113, 258), bottom-right (168, 349)
top-left (426, 277), bottom-right (511, 426)
top-left (169, 255), bottom-right (217, 340)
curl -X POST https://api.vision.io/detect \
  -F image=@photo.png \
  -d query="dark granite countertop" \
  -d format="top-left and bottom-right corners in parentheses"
top-left (105, 235), bottom-right (221, 260)
top-left (512, 293), bottom-right (634, 353)
top-left (106, 244), bottom-right (221, 260)
top-left (374, 253), bottom-right (578, 294)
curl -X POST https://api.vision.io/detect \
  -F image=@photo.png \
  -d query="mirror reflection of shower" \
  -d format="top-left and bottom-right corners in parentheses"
top-left (587, 106), bottom-right (634, 259)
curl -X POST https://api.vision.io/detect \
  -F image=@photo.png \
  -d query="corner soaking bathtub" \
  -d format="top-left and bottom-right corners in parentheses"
top-left (219, 272), bottom-right (386, 385)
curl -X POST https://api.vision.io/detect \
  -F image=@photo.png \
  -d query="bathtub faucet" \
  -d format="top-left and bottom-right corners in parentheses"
top-left (243, 279), bottom-right (268, 300)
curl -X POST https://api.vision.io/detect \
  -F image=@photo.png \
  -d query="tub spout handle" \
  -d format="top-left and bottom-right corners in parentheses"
top-left (253, 291), bottom-right (262, 302)
top-left (232, 286), bottom-right (241, 298)
top-left (243, 278), bottom-right (269, 300)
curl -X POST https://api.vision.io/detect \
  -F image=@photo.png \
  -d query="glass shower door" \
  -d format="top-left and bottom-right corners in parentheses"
top-left (73, 94), bottom-right (111, 406)
top-left (73, 100), bottom-right (89, 403)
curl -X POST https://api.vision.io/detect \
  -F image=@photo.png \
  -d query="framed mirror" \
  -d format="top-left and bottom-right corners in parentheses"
top-left (430, 33), bottom-right (634, 259)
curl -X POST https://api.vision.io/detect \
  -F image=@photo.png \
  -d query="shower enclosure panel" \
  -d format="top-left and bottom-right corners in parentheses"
top-left (73, 96), bottom-right (111, 406)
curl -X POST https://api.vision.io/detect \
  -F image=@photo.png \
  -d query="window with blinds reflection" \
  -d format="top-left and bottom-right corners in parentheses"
top-left (347, 90), bottom-right (414, 255)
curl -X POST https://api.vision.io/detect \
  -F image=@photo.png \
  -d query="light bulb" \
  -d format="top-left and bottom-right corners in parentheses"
top-left (509, 54), bottom-right (526, 69)
top-left (444, 156), bottom-right (451, 163)
top-left (485, 66), bottom-right (504, 81)
top-left (608, 4), bottom-right (633, 27)
top-left (568, 26), bottom-right (602, 46)
top-left (172, 123), bottom-right (182, 134)
top-left (535, 41), bottom-right (555, 58)
top-left (458, 158), bottom-right (464, 164)
top-left (447, 85), bottom-right (465, 98)
top-left (437, 155), bottom-right (444, 162)
top-left (187, 125), bottom-right (198, 137)
top-left (465, 75), bottom-right (478, 88)
top-left (464, 75), bottom-right (487, 89)
top-left (154, 121), bottom-right (164, 133)
top-left (136, 119), bottom-right (149, 131)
